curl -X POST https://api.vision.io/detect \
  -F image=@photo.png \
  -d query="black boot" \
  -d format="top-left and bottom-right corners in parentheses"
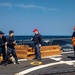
top-left (15, 59), bottom-right (20, 64)
top-left (0, 61), bottom-right (4, 65)
top-left (16, 62), bottom-right (20, 64)
top-left (4, 62), bottom-right (7, 66)
top-left (33, 57), bottom-right (37, 60)
top-left (3, 59), bottom-right (8, 66)
top-left (37, 58), bottom-right (41, 61)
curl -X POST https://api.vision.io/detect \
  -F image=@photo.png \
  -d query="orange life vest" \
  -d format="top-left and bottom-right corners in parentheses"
top-left (72, 37), bottom-right (75, 46)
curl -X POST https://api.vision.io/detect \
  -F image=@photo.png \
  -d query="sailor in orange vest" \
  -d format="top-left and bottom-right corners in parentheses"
top-left (72, 26), bottom-right (75, 59)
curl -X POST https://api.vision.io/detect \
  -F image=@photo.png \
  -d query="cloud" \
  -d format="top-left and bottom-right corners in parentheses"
top-left (0, 2), bottom-right (12, 7)
top-left (15, 4), bottom-right (46, 10)
top-left (0, 2), bottom-right (59, 12)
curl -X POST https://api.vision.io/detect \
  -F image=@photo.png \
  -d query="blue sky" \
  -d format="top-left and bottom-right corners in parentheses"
top-left (0, 0), bottom-right (75, 36)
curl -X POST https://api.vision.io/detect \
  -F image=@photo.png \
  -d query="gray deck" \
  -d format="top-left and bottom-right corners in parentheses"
top-left (0, 52), bottom-right (75, 75)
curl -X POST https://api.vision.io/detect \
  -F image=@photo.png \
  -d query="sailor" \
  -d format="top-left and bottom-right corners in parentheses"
top-left (0, 31), bottom-right (7, 64)
top-left (4, 30), bottom-right (19, 66)
top-left (72, 26), bottom-right (75, 59)
top-left (31, 29), bottom-right (42, 61)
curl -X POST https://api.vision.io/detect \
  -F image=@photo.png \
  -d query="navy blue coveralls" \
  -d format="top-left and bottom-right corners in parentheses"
top-left (4, 36), bottom-right (18, 64)
top-left (0, 36), bottom-right (7, 60)
top-left (32, 33), bottom-right (42, 61)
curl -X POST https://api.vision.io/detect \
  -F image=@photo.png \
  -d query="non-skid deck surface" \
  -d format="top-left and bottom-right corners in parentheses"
top-left (0, 52), bottom-right (75, 75)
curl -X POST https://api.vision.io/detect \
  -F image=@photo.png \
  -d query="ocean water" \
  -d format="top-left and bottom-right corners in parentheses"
top-left (7, 36), bottom-right (73, 52)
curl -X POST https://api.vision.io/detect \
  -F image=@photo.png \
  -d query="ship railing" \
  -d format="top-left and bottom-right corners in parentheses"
top-left (16, 38), bottom-right (73, 52)
top-left (16, 38), bottom-right (72, 45)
